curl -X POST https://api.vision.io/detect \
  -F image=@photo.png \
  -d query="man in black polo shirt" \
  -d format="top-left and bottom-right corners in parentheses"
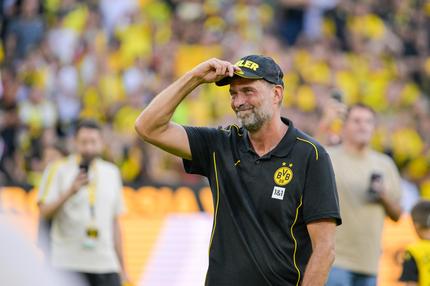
top-left (135, 55), bottom-right (341, 286)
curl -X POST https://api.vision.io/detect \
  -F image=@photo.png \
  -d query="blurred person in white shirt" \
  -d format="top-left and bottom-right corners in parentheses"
top-left (37, 120), bottom-right (129, 286)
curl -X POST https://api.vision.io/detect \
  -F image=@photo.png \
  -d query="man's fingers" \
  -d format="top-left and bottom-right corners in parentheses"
top-left (76, 173), bottom-right (89, 184)
top-left (227, 64), bottom-right (234, 77)
top-left (219, 65), bottom-right (227, 77)
top-left (77, 172), bottom-right (87, 179)
top-left (213, 62), bottom-right (222, 76)
top-left (219, 60), bottom-right (238, 77)
top-left (77, 179), bottom-right (89, 186)
top-left (200, 58), bottom-right (240, 82)
top-left (214, 59), bottom-right (237, 76)
top-left (338, 104), bottom-right (348, 118)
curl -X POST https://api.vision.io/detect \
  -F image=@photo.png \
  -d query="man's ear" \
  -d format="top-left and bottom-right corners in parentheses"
top-left (273, 85), bottom-right (284, 106)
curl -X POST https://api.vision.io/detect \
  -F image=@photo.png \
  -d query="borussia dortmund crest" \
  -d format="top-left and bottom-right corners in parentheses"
top-left (273, 162), bottom-right (293, 186)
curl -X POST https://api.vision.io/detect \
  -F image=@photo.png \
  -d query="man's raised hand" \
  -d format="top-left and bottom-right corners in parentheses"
top-left (190, 58), bottom-right (241, 84)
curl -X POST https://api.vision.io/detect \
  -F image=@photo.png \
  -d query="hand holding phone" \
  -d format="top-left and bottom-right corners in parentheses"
top-left (368, 172), bottom-right (384, 202)
top-left (69, 172), bottom-right (89, 195)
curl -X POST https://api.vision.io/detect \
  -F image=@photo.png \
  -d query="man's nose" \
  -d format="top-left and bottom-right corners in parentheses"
top-left (233, 93), bottom-right (246, 108)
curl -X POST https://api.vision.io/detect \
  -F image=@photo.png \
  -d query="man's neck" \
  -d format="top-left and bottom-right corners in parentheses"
top-left (343, 140), bottom-right (369, 156)
top-left (248, 116), bottom-right (288, 157)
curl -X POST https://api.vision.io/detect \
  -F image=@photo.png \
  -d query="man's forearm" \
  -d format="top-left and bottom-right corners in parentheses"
top-left (38, 188), bottom-right (74, 219)
top-left (301, 246), bottom-right (335, 286)
top-left (135, 71), bottom-right (201, 140)
top-left (380, 194), bottom-right (402, 221)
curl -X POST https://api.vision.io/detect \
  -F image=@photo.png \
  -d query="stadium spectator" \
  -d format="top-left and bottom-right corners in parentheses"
top-left (399, 200), bottom-right (430, 285)
top-left (276, 0), bottom-right (308, 45)
top-left (321, 103), bottom-right (403, 286)
top-left (4, 0), bottom-right (44, 62)
top-left (37, 120), bottom-right (129, 286)
top-left (18, 85), bottom-right (57, 136)
top-left (0, 102), bottom-right (19, 185)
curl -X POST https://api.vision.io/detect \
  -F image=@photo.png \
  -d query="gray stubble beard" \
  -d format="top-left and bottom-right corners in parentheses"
top-left (236, 102), bottom-right (273, 133)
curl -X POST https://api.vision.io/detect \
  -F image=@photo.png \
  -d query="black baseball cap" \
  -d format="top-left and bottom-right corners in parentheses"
top-left (215, 55), bottom-right (284, 87)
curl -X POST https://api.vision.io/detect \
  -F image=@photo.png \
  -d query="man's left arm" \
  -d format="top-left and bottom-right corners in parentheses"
top-left (301, 219), bottom-right (337, 286)
top-left (379, 191), bottom-right (402, 221)
top-left (301, 147), bottom-right (341, 285)
top-left (373, 159), bottom-right (403, 221)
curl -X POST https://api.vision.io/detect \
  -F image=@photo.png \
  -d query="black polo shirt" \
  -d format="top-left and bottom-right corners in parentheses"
top-left (183, 117), bottom-right (341, 286)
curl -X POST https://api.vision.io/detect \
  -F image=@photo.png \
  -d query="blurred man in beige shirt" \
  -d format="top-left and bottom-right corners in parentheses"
top-left (319, 103), bottom-right (403, 286)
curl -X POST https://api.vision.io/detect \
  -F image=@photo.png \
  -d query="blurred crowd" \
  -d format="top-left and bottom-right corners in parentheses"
top-left (1, 0), bottom-right (430, 198)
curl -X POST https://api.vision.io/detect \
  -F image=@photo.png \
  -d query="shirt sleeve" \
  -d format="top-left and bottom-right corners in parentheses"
top-left (37, 162), bottom-right (62, 205)
top-left (385, 157), bottom-right (403, 204)
top-left (182, 126), bottom-right (219, 177)
top-left (399, 251), bottom-right (418, 282)
top-left (302, 149), bottom-right (342, 225)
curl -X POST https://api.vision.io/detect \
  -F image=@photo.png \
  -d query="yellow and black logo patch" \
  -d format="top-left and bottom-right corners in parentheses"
top-left (274, 163), bottom-right (293, 186)
top-left (235, 59), bottom-right (260, 71)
